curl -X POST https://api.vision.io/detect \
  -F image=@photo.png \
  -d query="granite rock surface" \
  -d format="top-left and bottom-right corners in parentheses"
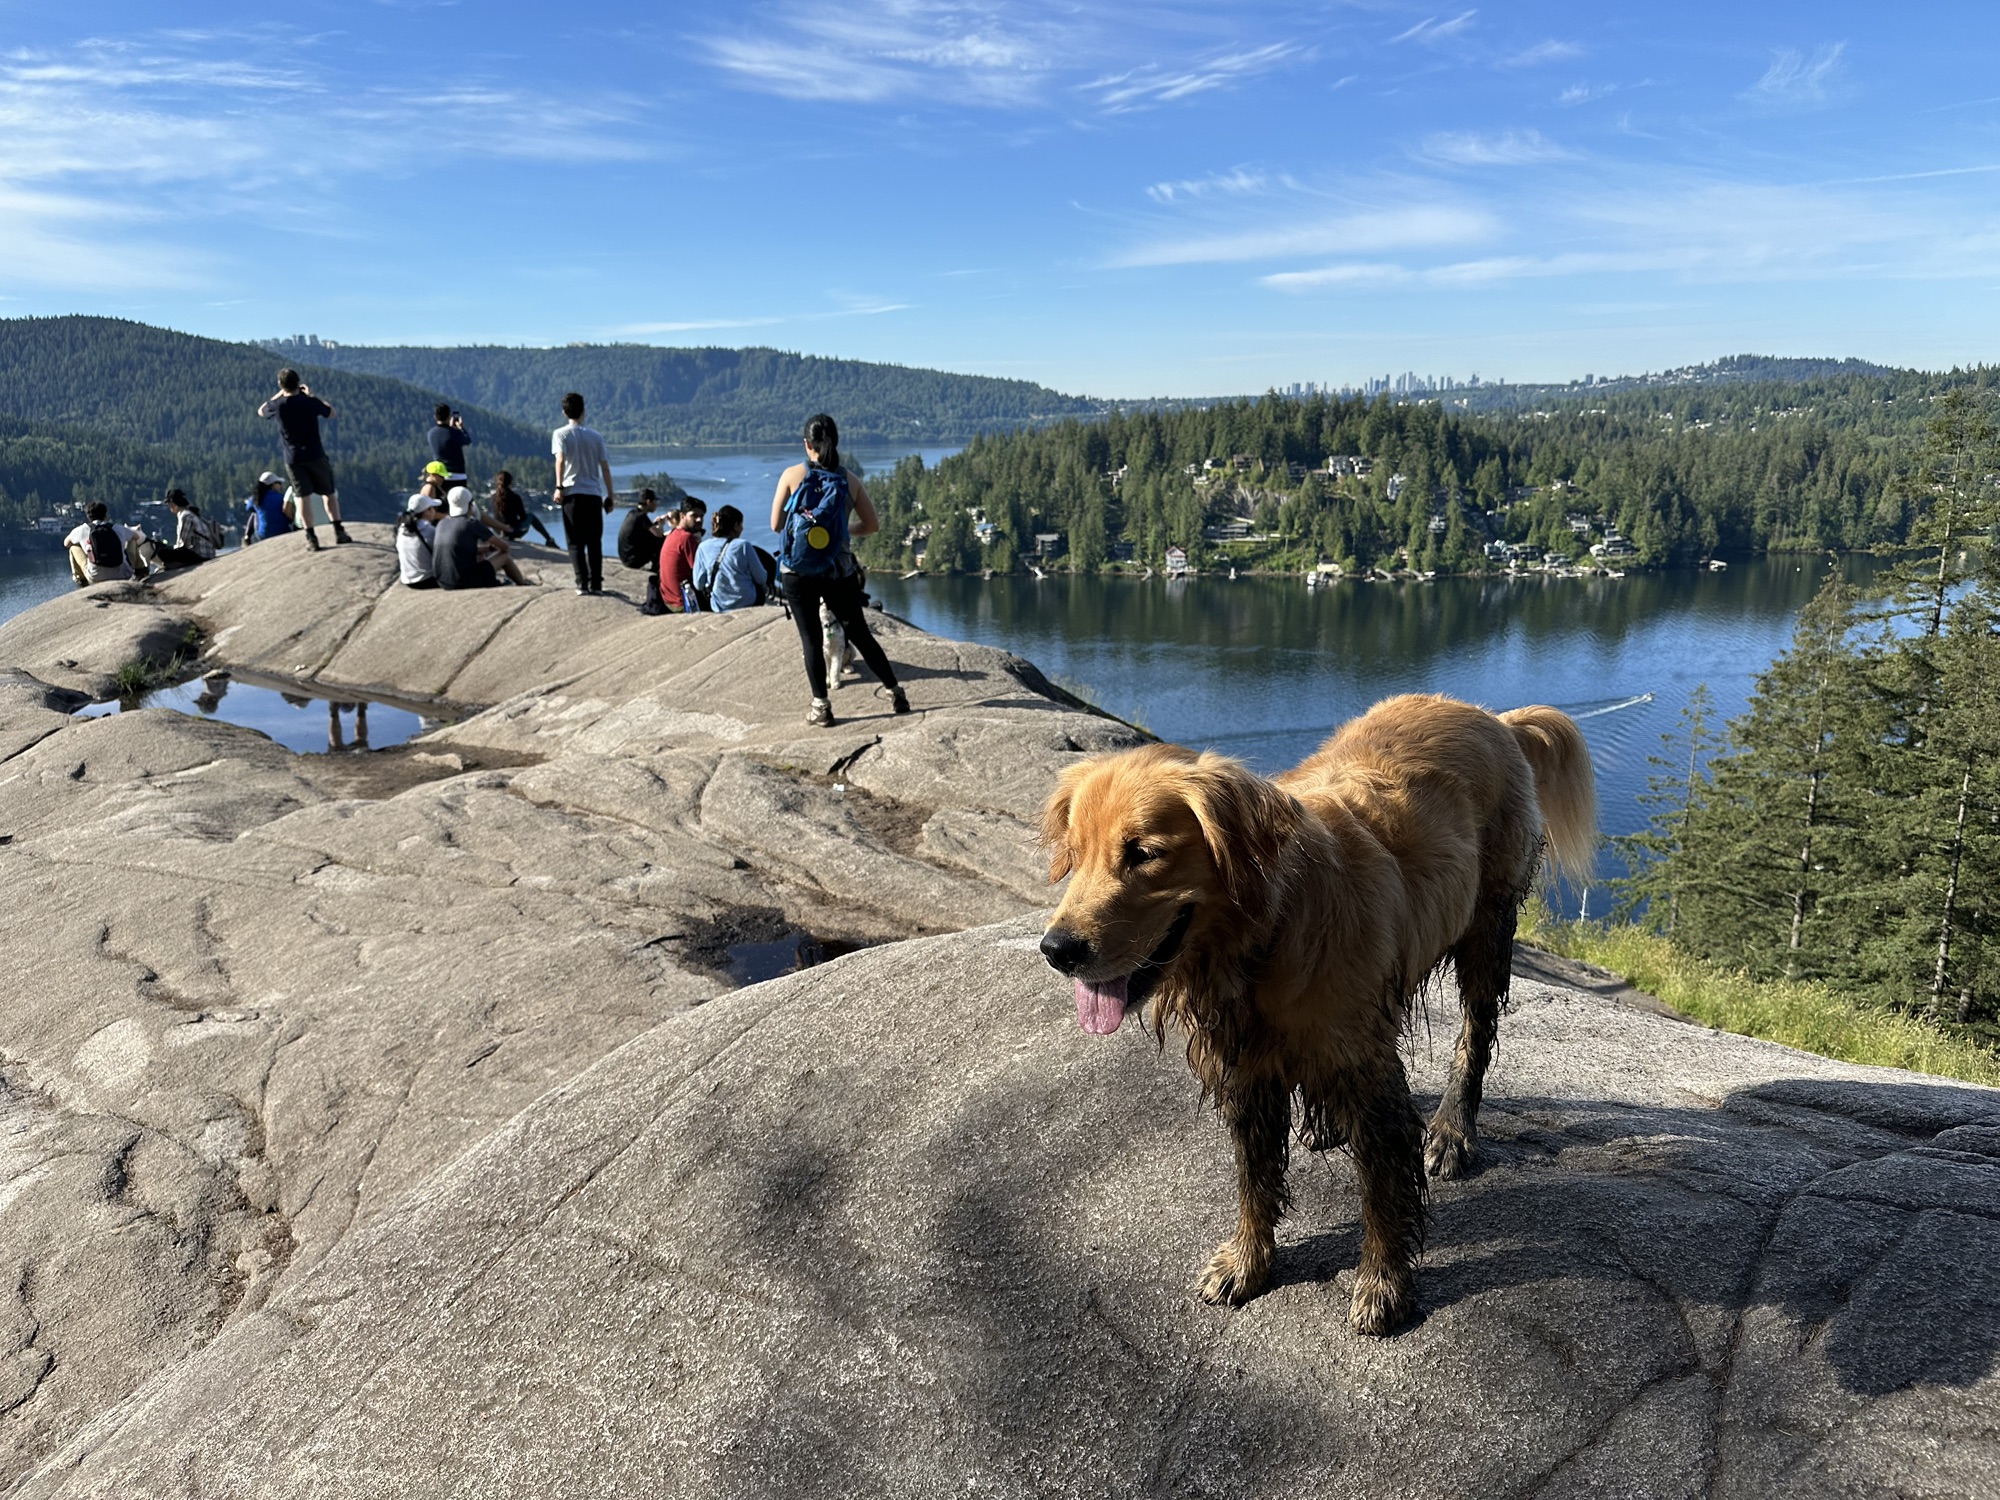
top-left (2, 529), bottom-right (1996, 1497)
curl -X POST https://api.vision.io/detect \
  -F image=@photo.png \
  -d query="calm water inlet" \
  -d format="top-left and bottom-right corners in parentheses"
top-left (872, 555), bottom-right (1877, 907)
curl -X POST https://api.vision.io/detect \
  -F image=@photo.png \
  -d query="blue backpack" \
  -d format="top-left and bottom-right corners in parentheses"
top-left (781, 466), bottom-right (853, 577)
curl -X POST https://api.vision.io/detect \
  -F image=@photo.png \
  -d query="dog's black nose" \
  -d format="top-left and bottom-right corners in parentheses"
top-left (1040, 926), bottom-right (1093, 975)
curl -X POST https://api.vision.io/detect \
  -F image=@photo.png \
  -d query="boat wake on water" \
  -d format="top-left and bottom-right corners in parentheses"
top-left (1562, 692), bottom-right (1655, 720)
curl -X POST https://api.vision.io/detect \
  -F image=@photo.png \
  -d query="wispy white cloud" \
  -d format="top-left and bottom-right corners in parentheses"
top-left (700, 1), bottom-right (1059, 107)
top-left (1145, 168), bottom-right (1287, 204)
top-left (0, 33), bottom-right (662, 293)
top-left (1419, 129), bottom-right (1573, 167)
top-left (1110, 203), bottom-right (1495, 269)
top-left (1260, 176), bottom-right (2000, 295)
top-left (1500, 39), bottom-right (1582, 68)
top-left (1084, 42), bottom-right (1304, 112)
top-left (1389, 11), bottom-right (1477, 46)
top-left (700, 3), bottom-right (1308, 115)
top-left (1746, 43), bottom-right (1846, 108)
top-left (1555, 81), bottom-right (1619, 107)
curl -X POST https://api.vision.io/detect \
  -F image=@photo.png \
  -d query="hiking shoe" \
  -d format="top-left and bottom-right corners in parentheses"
top-left (807, 698), bottom-right (835, 728)
top-left (890, 687), bottom-right (912, 715)
top-left (332, 523), bottom-right (353, 545)
top-left (304, 529), bottom-right (322, 552)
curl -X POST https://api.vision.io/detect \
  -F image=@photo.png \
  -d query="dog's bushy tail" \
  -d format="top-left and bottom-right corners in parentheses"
top-left (1499, 705), bottom-right (1597, 885)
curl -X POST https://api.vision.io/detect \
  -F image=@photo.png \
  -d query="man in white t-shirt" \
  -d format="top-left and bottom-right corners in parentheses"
top-left (551, 391), bottom-right (616, 595)
top-left (63, 502), bottom-right (146, 586)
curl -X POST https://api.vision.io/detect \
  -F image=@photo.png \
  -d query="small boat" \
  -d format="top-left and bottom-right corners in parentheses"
top-left (1707, 559), bottom-right (1728, 571)
top-left (1029, 564), bottom-right (1047, 579)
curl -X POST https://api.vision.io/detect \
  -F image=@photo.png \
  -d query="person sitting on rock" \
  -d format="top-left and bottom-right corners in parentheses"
top-left (417, 462), bottom-right (453, 509)
top-left (692, 504), bottom-right (773, 613)
top-left (398, 493), bottom-right (444, 589)
top-left (243, 471), bottom-right (293, 546)
top-left (658, 496), bottom-right (706, 612)
top-left (618, 487), bottom-right (669, 614)
top-left (140, 489), bottom-right (222, 573)
top-left (434, 486), bottom-right (530, 589)
top-left (64, 501), bottom-right (146, 587)
top-left (492, 470), bottom-right (557, 547)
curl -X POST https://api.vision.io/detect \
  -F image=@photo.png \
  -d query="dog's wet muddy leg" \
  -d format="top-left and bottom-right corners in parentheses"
top-left (1338, 1057), bottom-right (1427, 1335)
top-left (1197, 1075), bottom-right (1292, 1306)
top-left (1426, 896), bottom-right (1517, 1179)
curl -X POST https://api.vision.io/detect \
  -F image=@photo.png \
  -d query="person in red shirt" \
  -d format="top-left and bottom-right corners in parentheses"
top-left (658, 497), bottom-right (706, 611)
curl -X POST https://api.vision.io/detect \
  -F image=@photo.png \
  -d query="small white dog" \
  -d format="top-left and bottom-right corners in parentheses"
top-left (819, 601), bottom-right (861, 689)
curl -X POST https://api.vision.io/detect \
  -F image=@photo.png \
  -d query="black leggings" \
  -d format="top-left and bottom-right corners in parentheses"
top-left (783, 572), bottom-right (897, 700)
top-left (560, 494), bottom-right (605, 591)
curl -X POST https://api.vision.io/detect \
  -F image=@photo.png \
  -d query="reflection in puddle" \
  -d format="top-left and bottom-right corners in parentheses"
top-left (726, 930), bottom-right (871, 986)
top-left (75, 670), bottom-right (448, 754)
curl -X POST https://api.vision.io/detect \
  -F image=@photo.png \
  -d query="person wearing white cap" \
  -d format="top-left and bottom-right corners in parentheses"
top-left (434, 485), bottom-right (531, 588)
top-left (397, 492), bottom-right (443, 589)
top-left (243, 471), bottom-right (294, 546)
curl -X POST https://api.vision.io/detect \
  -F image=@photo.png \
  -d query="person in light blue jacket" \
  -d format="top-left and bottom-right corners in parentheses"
top-left (691, 504), bottom-right (773, 612)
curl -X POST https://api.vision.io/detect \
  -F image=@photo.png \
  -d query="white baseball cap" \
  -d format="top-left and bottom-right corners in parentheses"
top-left (446, 486), bottom-right (473, 515)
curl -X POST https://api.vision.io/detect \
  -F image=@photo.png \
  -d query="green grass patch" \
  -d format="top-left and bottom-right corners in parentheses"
top-left (112, 622), bottom-right (206, 699)
top-left (1521, 900), bottom-right (2000, 1087)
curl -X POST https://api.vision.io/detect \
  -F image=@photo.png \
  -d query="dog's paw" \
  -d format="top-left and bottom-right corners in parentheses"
top-left (1348, 1271), bottom-right (1415, 1336)
top-left (1423, 1121), bottom-right (1477, 1180)
top-left (1196, 1242), bottom-right (1270, 1307)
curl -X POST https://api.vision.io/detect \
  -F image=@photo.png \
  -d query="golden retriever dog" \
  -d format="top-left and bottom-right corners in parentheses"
top-left (1039, 694), bottom-right (1594, 1334)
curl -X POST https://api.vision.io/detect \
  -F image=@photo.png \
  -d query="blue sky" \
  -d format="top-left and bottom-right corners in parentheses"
top-left (3, 2), bottom-right (1998, 396)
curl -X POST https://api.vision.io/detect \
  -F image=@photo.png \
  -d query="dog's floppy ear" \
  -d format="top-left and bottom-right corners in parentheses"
top-left (1040, 757), bottom-right (1093, 883)
top-left (1177, 753), bottom-right (1297, 914)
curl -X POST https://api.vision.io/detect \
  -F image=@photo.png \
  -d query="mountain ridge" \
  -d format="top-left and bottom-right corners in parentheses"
top-left (278, 341), bottom-right (1106, 446)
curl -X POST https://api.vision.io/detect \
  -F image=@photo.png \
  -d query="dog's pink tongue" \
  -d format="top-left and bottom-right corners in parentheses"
top-left (1075, 974), bottom-right (1130, 1035)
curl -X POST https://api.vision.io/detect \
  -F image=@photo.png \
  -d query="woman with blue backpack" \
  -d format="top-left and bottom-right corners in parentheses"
top-left (770, 413), bottom-right (910, 727)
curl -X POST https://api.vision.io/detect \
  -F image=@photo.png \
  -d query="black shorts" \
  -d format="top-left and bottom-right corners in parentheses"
top-left (286, 452), bottom-right (338, 498)
top-left (445, 561), bottom-right (500, 590)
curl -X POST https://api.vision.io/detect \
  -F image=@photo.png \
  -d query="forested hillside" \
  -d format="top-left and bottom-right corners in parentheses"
top-left (286, 342), bottom-right (1103, 446)
top-left (860, 365), bottom-right (2000, 575)
top-left (0, 317), bottom-right (551, 535)
top-left (1619, 392), bottom-right (2000, 1043)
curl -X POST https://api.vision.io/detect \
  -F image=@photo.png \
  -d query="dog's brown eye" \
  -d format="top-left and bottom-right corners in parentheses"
top-left (1124, 839), bottom-right (1158, 867)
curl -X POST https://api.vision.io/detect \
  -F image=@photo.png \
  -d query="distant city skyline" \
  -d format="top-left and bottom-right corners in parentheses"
top-left (4, 2), bottom-right (1998, 397)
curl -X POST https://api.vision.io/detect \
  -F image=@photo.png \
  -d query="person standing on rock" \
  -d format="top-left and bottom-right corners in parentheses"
top-left (257, 369), bottom-right (351, 551)
top-left (552, 392), bottom-right (616, 596)
top-left (429, 404), bottom-right (471, 488)
top-left (771, 413), bottom-right (909, 726)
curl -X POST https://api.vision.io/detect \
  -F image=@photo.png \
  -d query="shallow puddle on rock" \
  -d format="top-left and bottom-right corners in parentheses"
top-left (75, 670), bottom-right (452, 754)
top-left (726, 931), bottom-right (872, 986)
